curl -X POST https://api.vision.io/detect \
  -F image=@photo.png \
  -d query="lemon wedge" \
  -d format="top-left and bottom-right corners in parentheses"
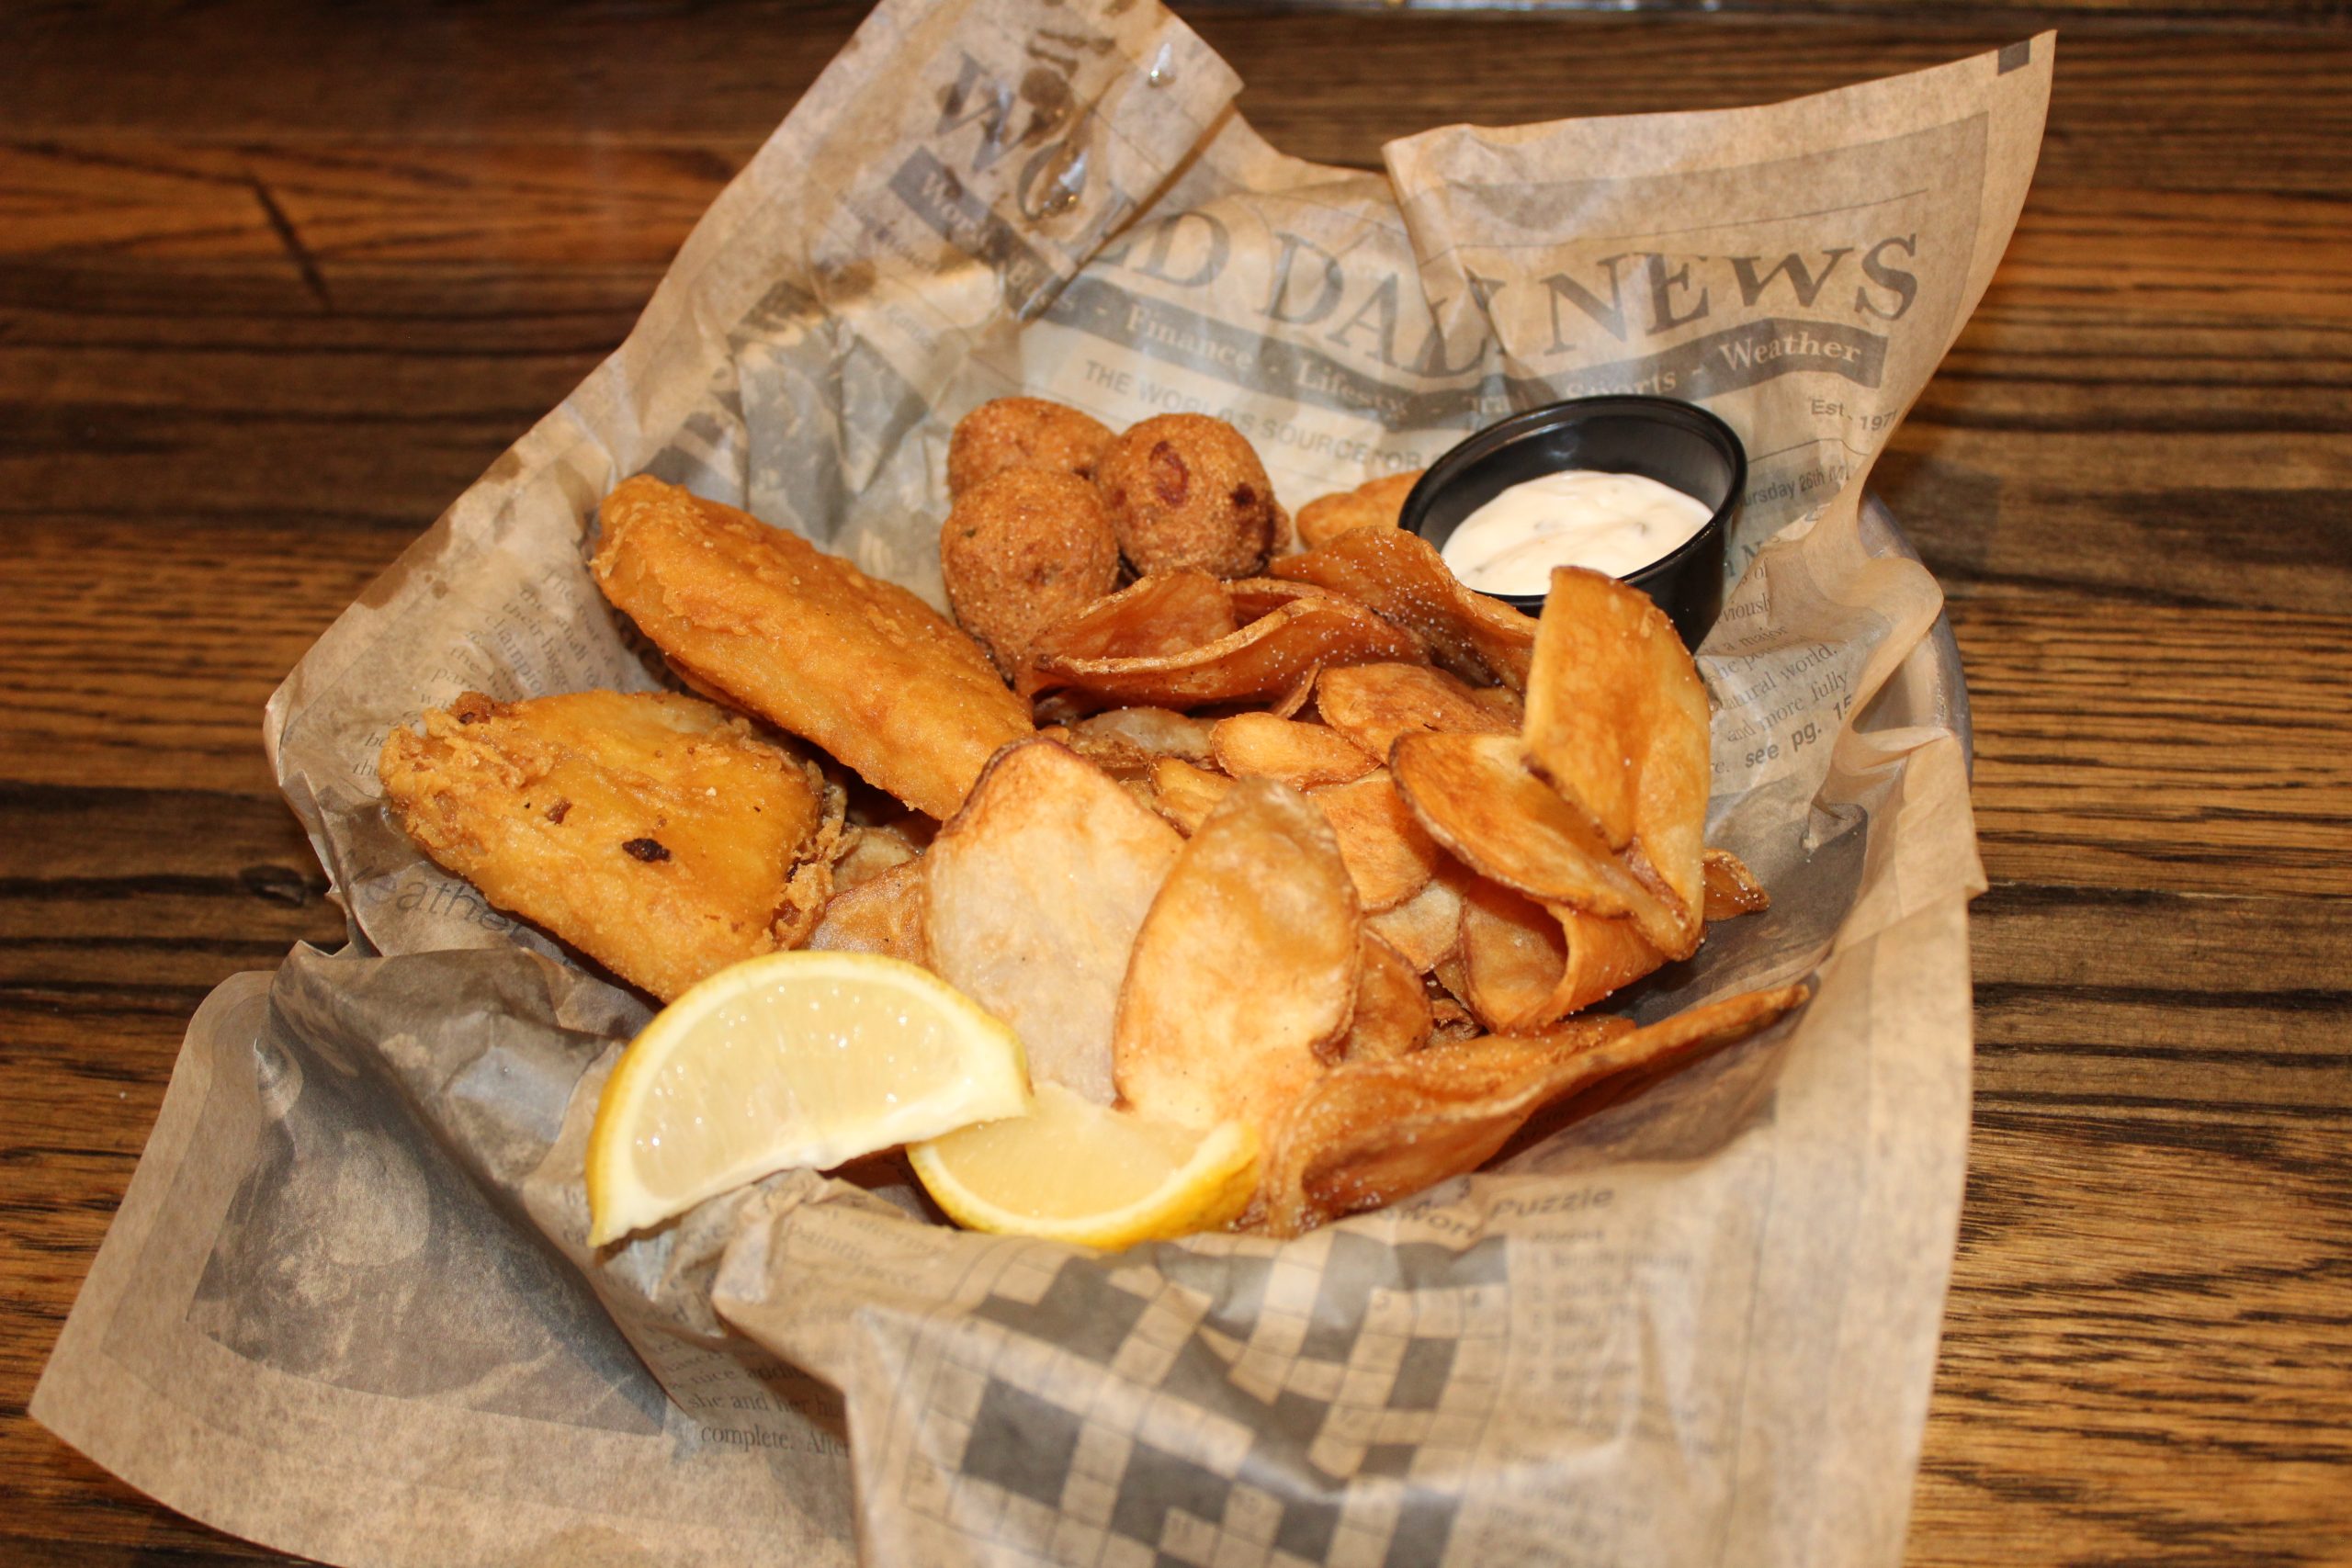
top-left (910, 1082), bottom-right (1259, 1249)
top-left (586, 952), bottom-right (1029, 1246)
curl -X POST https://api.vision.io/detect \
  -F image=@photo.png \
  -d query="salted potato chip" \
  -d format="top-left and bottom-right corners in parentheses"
top-left (1071, 706), bottom-right (1216, 764)
top-left (1032, 593), bottom-right (1426, 710)
top-left (1295, 470), bottom-right (1423, 551)
top-left (1257, 982), bottom-right (1810, 1235)
top-left (1273, 526), bottom-right (1537, 691)
top-left (1317, 662), bottom-right (1521, 761)
top-left (1269, 668), bottom-right (1319, 719)
top-left (1457, 879), bottom-right (1668, 1032)
top-left (1427, 991), bottom-right (1481, 1045)
top-left (1392, 732), bottom-right (1689, 954)
top-left (807, 858), bottom-right (926, 964)
top-left (1329, 934), bottom-right (1433, 1065)
top-left (1524, 566), bottom-right (1709, 946)
top-left (1147, 756), bottom-right (1233, 835)
top-left (1057, 707), bottom-right (1218, 779)
top-left (1212, 713), bottom-right (1377, 790)
top-left (1703, 848), bottom-right (1771, 919)
top-left (1025, 571), bottom-right (1238, 694)
top-left (1364, 862), bottom-right (1467, 972)
top-left (1310, 771), bottom-right (1442, 913)
top-left (925, 739), bottom-right (1182, 1104)
top-left (831, 821), bottom-right (923, 892)
top-left (1226, 578), bottom-right (1329, 619)
top-left (1114, 778), bottom-right (1361, 1136)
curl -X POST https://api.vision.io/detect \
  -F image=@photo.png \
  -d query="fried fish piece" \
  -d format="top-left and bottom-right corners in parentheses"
top-left (378, 689), bottom-right (841, 1002)
top-left (593, 476), bottom-right (1034, 821)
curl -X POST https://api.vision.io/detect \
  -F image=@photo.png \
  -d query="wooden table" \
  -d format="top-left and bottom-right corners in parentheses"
top-left (4, 2), bottom-right (2346, 1562)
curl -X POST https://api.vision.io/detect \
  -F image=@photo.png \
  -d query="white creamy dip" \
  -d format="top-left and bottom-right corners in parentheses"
top-left (1440, 469), bottom-right (1713, 593)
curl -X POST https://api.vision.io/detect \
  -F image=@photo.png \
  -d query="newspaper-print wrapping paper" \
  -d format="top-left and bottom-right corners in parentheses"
top-left (33, 4), bottom-right (2048, 1564)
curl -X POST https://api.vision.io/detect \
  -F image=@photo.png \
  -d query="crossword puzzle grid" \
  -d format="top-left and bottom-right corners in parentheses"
top-left (899, 1234), bottom-right (1510, 1568)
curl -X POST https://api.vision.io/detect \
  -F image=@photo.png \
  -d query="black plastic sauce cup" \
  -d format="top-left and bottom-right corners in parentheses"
top-left (1398, 396), bottom-right (1747, 649)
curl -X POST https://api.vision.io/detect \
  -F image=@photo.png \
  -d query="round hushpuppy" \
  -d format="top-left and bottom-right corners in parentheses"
top-left (947, 397), bottom-right (1115, 500)
top-left (939, 467), bottom-right (1122, 677)
top-left (1094, 413), bottom-right (1281, 579)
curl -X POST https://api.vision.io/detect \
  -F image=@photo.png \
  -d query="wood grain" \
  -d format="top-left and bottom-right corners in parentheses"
top-left (2, 1), bottom-right (2347, 1564)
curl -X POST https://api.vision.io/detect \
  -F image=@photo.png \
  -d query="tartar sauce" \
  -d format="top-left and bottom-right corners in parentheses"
top-left (1440, 469), bottom-right (1713, 593)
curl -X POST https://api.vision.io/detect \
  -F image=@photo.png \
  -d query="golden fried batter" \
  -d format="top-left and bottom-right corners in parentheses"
top-left (593, 476), bottom-right (1034, 821)
top-left (1295, 469), bottom-right (1423, 551)
top-left (378, 689), bottom-right (840, 1002)
top-left (1094, 413), bottom-right (1280, 579)
top-left (941, 468), bottom-right (1121, 678)
top-left (947, 397), bottom-right (1114, 498)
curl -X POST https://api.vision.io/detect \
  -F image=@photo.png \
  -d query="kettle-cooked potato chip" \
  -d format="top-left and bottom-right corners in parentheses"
top-left (1256, 982), bottom-right (1811, 1235)
top-left (1457, 878), bottom-right (1667, 1032)
top-left (1309, 771), bottom-right (1443, 913)
top-left (1428, 990), bottom-right (1481, 1045)
top-left (1212, 713), bottom-right (1377, 790)
top-left (1523, 567), bottom-right (1708, 947)
top-left (1033, 593), bottom-right (1427, 710)
top-left (1114, 778), bottom-right (1361, 1136)
top-left (1316, 662), bottom-right (1520, 761)
top-left (1226, 577), bottom-right (1330, 620)
top-left (925, 739), bottom-right (1182, 1105)
top-left (1391, 731), bottom-right (1690, 955)
top-left (1146, 756), bottom-right (1233, 835)
top-left (1029, 570), bottom-right (1238, 671)
top-left (1329, 933), bottom-right (1433, 1065)
top-left (1703, 847), bottom-right (1771, 919)
top-left (1294, 469), bottom-right (1423, 551)
top-left (831, 821), bottom-right (924, 892)
top-left (1363, 862), bottom-right (1468, 972)
top-left (807, 857), bottom-right (927, 964)
top-left (1056, 706), bottom-right (1219, 779)
top-left (1073, 705), bottom-right (1218, 763)
top-left (1272, 526), bottom-right (1538, 691)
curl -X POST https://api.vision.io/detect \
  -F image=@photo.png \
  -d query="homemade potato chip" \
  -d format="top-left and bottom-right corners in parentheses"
top-left (831, 821), bottom-right (923, 891)
top-left (1703, 848), bottom-right (1771, 919)
top-left (1272, 525), bottom-right (1537, 691)
top-left (1269, 668), bottom-right (1319, 719)
top-left (1523, 566), bottom-right (1709, 948)
top-left (1457, 879), bottom-right (1667, 1032)
top-left (1147, 757), bottom-right (1233, 835)
top-left (1391, 732), bottom-right (1690, 954)
top-left (1256, 982), bottom-right (1809, 1235)
top-left (1032, 592), bottom-right (1426, 711)
top-left (925, 739), bottom-right (1182, 1105)
top-left (1027, 570), bottom-right (1237, 678)
top-left (1317, 662), bottom-right (1521, 762)
top-left (807, 858), bottom-right (926, 964)
top-left (1225, 577), bottom-right (1328, 620)
top-left (1295, 469), bottom-right (1423, 551)
top-left (1071, 705), bottom-right (1217, 764)
top-left (1212, 713), bottom-right (1377, 790)
top-left (1428, 991), bottom-right (1481, 1045)
top-left (592, 476), bottom-right (1031, 821)
top-left (1309, 771), bottom-right (1443, 913)
top-left (1330, 934), bottom-right (1434, 1065)
top-left (1114, 778), bottom-right (1361, 1136)
top-left (1364, 862), bottom-right (1467, 972)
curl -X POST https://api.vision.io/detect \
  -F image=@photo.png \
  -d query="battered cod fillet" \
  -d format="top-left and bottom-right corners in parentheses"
top-left (593, 477), bottom-right (1034, 820)
top-left (378, 689), bottom-right (841, 1002)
